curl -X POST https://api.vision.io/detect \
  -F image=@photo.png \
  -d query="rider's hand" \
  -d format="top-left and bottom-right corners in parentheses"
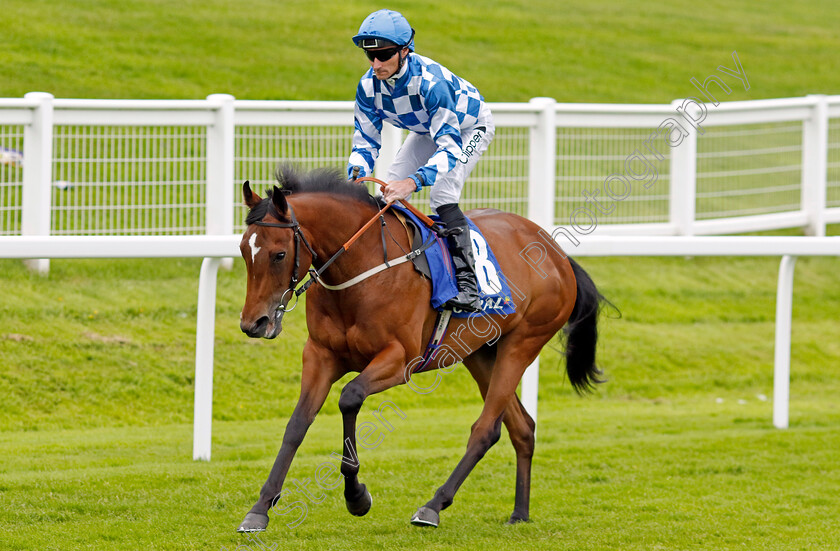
top-left (383, 178), bottom-right (416, 204)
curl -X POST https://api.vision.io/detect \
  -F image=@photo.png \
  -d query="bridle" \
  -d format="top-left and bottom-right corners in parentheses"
top-left (251, 177), bottom-right (440, 314)
top-left (252, 202), bottom-right (318, 313)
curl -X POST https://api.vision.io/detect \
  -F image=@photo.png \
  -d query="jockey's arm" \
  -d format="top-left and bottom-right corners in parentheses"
top-left (347, 82), bottom-right (383, 180)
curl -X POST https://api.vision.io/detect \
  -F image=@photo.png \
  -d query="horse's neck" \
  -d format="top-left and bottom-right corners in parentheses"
top-left (293, 195), bottom-right (383, 281)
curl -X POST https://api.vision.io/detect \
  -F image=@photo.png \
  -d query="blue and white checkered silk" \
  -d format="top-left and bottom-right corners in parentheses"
top-left (347, 54), bottom-right (486, 187)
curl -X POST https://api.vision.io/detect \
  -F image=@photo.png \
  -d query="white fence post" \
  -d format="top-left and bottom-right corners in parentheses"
top-left (206, 94), bottom-right (235, 240)
top-left (521, 358), bottom-right (540, 436)
top-left (521, 97), bottom-right (556, 431)
top-left (527, 97), bottom-right (556, 229)
top-left (773, 255), bottom-right (797, 429)
top-left (193, 256), bottom-right (222, 461)
top-left (375, 123), bottom-right (403, 181)
top-left (22, 92), bottom-right (54, 273)
top-left (192, 94), bottom-right (234, 461)
top-left (669, 100), bottom-right (697, 236)
top-left (802, 95), bottom-right (827, 237)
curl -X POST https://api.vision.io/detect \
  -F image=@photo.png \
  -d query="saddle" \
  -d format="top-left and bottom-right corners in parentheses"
top-left (387, 203), bottom-right (516, 318)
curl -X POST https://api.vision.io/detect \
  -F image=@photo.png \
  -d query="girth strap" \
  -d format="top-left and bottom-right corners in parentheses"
top-left (410, 309), bottom-right (454, 374)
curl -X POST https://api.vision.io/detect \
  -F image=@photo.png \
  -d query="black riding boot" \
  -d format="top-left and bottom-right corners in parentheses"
top-left (437, 203), bottom-right (482, 313)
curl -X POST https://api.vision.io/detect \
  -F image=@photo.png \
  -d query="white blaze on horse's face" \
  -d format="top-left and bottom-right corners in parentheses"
top-left (248, 232), bottom-right (261, 264)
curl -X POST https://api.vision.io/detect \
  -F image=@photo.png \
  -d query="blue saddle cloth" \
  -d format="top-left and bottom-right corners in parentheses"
top-left (390, 204), bottom-right (516, 318)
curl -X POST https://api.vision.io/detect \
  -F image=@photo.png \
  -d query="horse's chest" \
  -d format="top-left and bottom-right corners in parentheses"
top-left (315, 318), bottom-right (390, 366)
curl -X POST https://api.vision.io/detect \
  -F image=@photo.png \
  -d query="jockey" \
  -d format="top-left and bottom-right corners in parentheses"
top-left (347, 9), bottom-right (495, 313)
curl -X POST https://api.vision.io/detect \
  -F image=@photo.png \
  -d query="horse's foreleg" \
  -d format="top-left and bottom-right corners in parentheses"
top-left (337, 343), bottom-right (407, 517)
top-left (237, 344), bottom-right (341, 533)
top-left (337, 384), bottom-right (373, 517)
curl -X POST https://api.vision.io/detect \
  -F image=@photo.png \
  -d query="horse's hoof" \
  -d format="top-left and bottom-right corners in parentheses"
top-left (237, 512), bottom-right (269, 532)
top-left (410, 506), bottom-right (439, 527)
top-left (346, 484), bottom-right (372, 517)
top-left (506, 514), bottom-right (530, 525)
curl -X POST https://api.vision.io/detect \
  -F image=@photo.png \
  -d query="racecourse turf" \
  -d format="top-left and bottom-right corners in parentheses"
top-left (1, 250), bottom-right (839, 550)
top-left (3, 0), bottom-right (840, 102)
top-left (2, 1), bottom-right (840, 550)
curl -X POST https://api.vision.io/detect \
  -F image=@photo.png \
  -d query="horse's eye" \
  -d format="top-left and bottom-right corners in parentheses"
top-left (273, 252), bottom-right (286, 263)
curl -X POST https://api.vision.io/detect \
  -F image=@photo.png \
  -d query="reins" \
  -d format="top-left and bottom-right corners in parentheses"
top-left (254, 177), bottom-right (441, 311)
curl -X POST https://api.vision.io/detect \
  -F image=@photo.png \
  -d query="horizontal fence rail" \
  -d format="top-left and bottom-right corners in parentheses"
top-left (2, 94), bottom-right (840, 254)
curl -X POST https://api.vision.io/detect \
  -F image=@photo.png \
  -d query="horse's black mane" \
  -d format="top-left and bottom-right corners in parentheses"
top-left (245, 165), bottom-right (378, 225)
top-left (278, 164), bottom-right (375, 201)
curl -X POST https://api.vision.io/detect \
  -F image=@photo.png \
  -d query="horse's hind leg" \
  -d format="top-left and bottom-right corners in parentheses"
top-left (412, 335), bottom-right (540, 528)
top-left (463, 346), bottom-right (535, 524)
top-left (505, 398), bottom-right (535, 523)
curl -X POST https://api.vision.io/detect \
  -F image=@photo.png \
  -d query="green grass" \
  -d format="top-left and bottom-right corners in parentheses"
top-left (6, 0), bottom-right (837, 235)
top-left (1, 251), bottom-right (839, 550)
top-left (2, 249), bottom-right (838, 432)
top-left (3, 1), bottom-right (840, 549)
top-left (2, 401), bottom-right (839, 551)
top-left (3, 0), bottom-right (840, 102)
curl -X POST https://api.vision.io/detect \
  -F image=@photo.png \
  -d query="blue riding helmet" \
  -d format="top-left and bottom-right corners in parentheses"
top-left (352, 9), bottom-right (415, 51)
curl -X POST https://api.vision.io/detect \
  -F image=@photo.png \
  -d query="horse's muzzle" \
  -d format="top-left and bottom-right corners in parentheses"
top-left (240, 308), bottom-right (284, 339)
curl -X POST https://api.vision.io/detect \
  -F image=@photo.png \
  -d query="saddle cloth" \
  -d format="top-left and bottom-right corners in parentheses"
top-left (390, 204), bottom-right (516, 318)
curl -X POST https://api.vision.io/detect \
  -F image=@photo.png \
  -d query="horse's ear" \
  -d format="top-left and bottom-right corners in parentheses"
top-left (242, 181), bottom-right (262, 208)
top-left (271, 185), bottom-right (288, 215)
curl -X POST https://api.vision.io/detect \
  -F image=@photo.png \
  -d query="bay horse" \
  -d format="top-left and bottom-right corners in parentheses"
top-left (236, 165), bottom-right (605, 532)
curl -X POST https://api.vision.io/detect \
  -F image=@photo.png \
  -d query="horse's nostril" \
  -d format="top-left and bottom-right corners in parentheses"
top-left (242, 316), bottom-right (270, 337)
top-left (253, 316), bottom-right (270, 333)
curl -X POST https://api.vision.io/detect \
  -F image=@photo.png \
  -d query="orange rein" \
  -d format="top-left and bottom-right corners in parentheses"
top-left (341, 193), bottom-right (393, 251)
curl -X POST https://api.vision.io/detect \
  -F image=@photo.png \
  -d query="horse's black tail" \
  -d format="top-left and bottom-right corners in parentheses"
top-left (564, 257), bottom-right (608, 394)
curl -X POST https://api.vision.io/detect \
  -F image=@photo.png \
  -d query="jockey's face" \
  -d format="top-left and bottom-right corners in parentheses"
top-left (367, 47), bottom-right (408, 80)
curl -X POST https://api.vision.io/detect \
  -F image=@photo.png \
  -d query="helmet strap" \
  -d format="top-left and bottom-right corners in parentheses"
top-left (398, 29), bottom-right (414, 72)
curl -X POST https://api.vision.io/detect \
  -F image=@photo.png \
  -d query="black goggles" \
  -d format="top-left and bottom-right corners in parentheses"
top-left (364, 47), bottom-right (401, 62)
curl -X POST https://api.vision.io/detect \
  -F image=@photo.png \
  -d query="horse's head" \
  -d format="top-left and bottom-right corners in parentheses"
top-left (239, 181), bottom-right (308, 339)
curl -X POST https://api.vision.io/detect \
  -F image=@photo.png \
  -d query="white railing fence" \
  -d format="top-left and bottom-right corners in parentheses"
top-left (1, 234), bottom-right (838, 461)
top-left (2, 93), bottom-right (840, 460)
top-left (2, 94), bottom-right (840, 250)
